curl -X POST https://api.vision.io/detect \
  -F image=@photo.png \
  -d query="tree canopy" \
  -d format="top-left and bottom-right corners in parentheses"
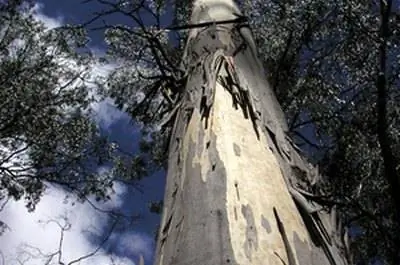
top-left (241, 1), bottom-right (400, 262)
top-left (0, 0), bottom-right (125, 220)
top-left (1, 0), bottom-right (399, 264)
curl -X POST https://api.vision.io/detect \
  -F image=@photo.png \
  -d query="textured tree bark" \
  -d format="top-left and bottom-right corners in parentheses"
top-left (154, 0), bottom-right (350, 264)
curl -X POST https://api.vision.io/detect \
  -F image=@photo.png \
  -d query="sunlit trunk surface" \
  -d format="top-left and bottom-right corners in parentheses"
top-left (154, 1), bottom-right (350, 264)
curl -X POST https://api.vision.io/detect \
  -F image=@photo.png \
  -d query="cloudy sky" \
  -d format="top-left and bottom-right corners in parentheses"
top-left (0, 1), bottom-right (166, 265)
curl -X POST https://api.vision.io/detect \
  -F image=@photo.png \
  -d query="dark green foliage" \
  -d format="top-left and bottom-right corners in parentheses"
top-left (0, 0), bottom-right (117, 212)
top-left (241, 0), bottom-right (400, 263)
top-left (149, 200), bottom-right (163, 214)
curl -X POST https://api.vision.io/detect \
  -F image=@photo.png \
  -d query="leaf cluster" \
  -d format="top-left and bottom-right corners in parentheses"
top-left (0, 0), bottom-right (116, 212)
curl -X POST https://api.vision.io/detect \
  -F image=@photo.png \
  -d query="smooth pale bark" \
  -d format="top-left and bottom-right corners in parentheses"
top-left (154, 0), bottom-right (350, 264)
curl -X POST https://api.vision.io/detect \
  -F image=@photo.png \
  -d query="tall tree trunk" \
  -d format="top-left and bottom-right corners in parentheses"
top-left (154, 0), bottom-right (350, 264)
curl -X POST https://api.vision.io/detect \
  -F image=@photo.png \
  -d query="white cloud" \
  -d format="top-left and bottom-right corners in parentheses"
top-left (113, 232), bottom-right (154, 260)
top-left (90, 97), bottom-right (127, 129)
top-left (85, 62), bottom-right (128, 130)
top-left (31, 3), bottom-right (63, 29)
top-left (0, 181), bottom-right (140, 265)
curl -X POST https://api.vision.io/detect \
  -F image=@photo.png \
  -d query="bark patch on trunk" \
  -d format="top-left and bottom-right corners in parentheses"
top-left (153, 0), bottom-right (350, 264)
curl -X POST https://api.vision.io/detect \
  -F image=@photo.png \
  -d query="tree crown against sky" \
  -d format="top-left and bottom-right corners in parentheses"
top-left (0, 0), bottom-right (399, 264)
top-left (0, 0), bottom-right (154, 240)
top-left (91, 0), bottom-right (400, 263)
top-left (0, 1), bottom-right (160, 264)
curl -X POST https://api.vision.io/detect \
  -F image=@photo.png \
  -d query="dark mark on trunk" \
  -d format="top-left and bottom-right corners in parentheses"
top-left (234, 181), bottom-right (240, 201)
top-left (241, 204), bottom-right (258, 261)
top-left (233, 143), bottom-right (241, 156)
top-left (261, 214), bottom-right (272, 233)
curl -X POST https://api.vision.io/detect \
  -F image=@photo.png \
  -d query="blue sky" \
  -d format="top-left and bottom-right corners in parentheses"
top-left (35, 0), bottom-right (124, 49)
top-left (36, 0), bottom-right (174, 50)
top-left (0, 1), bottom-right (166, 264)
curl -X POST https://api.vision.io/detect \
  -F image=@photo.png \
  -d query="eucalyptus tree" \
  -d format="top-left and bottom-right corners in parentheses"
top-left (240, 0), bottom-right (400, 263)
top-left (88, 0), bottom-right (351, 264)
top-left (86, 0), bottom-right (399, 263)
top-left (153, 0), bottom-right (352, 264)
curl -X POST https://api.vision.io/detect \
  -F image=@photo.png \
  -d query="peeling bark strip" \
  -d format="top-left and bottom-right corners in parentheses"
top-left (153, 0), bottom-right (350, 265)
top-left (273, 207), bottom-right (297, 265)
